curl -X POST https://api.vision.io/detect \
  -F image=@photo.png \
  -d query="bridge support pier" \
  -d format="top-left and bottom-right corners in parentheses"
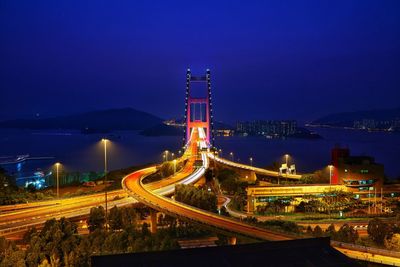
top-left (228, 236), bottom-right (237, 245)
top-left (247, 195), bottom-right (255, 213)
top-left (150, 209), bottom-right (157, 233)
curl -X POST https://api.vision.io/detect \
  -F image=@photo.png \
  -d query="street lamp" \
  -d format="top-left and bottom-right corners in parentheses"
top-left (171, 153), bottom-right (175, 159)
top-left (219, 149), bottom-right (222, 157)
top-left (249, 157), bottom-right (253, 167)
top-left (328, 165), bottom-right (333, 185)
top-left (230, 152), bottom-right (234, 161)
top-left (285, 154), bottom-right (289, 166)
top-left (164, 150), bottom-right (169, 161)
top-left (173, 159), bottom-right (177, 175)
top-left (55, 162), bottom-right (61, 198)
top-left (101, 138), bottom-right (109, 231)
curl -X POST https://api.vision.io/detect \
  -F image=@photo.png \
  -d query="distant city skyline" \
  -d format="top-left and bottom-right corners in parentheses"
top-left (1, 1), bottom-right (399, 122)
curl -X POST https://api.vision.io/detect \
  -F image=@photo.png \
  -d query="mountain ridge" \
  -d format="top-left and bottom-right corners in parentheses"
top-left (0, 108), bottom-right (164, 131)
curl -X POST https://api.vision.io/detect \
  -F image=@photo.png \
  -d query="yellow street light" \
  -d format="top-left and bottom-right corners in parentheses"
top-left (101, 138), bottom-right (109, 231)
top-left (285, 154), bottom-right (289, 166)
top-left (328, 165), bottom-right (334, 185)
top-left (55, 162), bottom-right (61, 198)
top-left (173, 159), bottom-right (177, 174)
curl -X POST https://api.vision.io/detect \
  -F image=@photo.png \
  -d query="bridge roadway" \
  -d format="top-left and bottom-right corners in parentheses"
top-left (207, 153), bottom-right (302, 180)
top-left (0, 135), bottom-right (200, 237)
top-left (123, 128), bottom-right (293, 241)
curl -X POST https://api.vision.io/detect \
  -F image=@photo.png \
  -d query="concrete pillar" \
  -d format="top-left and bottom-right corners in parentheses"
top-left (150, 210), bottom-right (157, 233)
top-left (228, 236), bottom-right (237, 245)
top-left (249, 171), bottom-right (257, 182)
top-left (247, 196), bottom-right (255, 213)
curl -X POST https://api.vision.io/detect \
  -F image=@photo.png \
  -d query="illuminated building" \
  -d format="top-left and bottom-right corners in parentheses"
top-left (332, 147), bottom-right (384, 193)
top-left (236, 120), bottom-right (297, 137)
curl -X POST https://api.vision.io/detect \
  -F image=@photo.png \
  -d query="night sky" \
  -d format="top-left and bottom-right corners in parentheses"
top-left (1, 0), bottom-right (399, 123)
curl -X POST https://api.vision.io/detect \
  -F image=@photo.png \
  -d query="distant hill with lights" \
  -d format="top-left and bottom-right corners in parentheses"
top-left (310, 107), bottom-right (400, 129)
top-left (0, 108), bottom-right (163, 131)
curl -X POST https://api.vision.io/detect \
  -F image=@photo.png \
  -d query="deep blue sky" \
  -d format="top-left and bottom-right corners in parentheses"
top-left (1, 0), bottom-right (399, 123)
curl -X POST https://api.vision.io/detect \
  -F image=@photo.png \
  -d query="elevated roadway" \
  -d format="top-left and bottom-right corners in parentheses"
top-left (123, 128), bottom-right (294, 241)
top-left (207, 153), bottom-right (302, 180)
top-left (0, 131), bottom-right (202, 238)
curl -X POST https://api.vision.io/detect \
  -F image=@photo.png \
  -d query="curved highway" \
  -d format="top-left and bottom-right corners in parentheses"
top-left (123, 128), bottom-right (293, 241)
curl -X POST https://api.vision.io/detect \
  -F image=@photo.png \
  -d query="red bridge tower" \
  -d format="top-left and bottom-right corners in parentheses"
top-left (183, 69), bottom-right (214, 147)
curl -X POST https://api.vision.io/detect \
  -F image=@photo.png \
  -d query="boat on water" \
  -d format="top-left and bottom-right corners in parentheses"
top-left (0, 154), bottom-right (30, 165)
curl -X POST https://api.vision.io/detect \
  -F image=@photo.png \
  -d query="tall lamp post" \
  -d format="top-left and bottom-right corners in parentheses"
top-left (173, 159), bottom-right (177, 175)
top-left (230, 152), bottom-right (234, 161)
top-left (102, 138), bottom-right (109, 231)
top-left (249, 157), bottom-right (253, 167)
top-left (284, 154), bottom-right (289, 180)
top-left (55, 162), bottom-right (60, 198)
top-left (328, 165), bottom-right (333, 185)
top-left (165, 150), bottom-right (169, 161)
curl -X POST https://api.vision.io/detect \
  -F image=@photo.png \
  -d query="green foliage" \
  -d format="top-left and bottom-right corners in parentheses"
top-left (325, 224), bottom-right (336, 236)
top-left (332, 224), bottom-right (359, 243)
top-left (204, 169), bottom-right (213, 182)
top-left (1, 214), bottom-right (214, 266)
top-left (320, 189), bottom-right (355, 214)
top-left (175, 184), bottom-right (217, 212)
top-left (300, 170), bottom-right (329, 184)
top-left (384, 233), bottom-right (400, 251)
top-left (313, 225), bottom-right (324, 237)
top-left (0, 167), bottom-right (16, 189)
top-left (300, 175), bottom-right (314, 184)
top-left (242, 217), bottom-right (303, 235)
top-left (23, 217), bottom-right (79, 266)
top-left (216, 169), bottom-right (242, 194)
top-left (295, 190), bottom-right (356, 215)
top-left (264, 162), bottom-right (280, 172)
top-left (230, 194), bottom-right (246, 212)
top-left (88, 206), bottom-right (106, 232)
top-left (256, 197), bottom-right (293, 214)
top-left (368, 218), bottom-right (393, 245)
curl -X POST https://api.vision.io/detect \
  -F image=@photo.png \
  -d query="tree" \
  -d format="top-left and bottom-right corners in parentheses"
top-left (88, 206), bottom-right (105, 232)
top-left (109, 206), bottom-right (122, 231)
top-left (306, 226), bottom-right (313, 235)
top-left (368, 218), bottom-right (393, 245)
top-left (313, 225), bottom-right (324, 237)
top-left (120, 207), bottom-right (137, 230)
top-left (300, 175), bottom-right (314, 184)
top-left (325, 224), bottom-right (336, 236)
top-left (141, 223), bottom-right (150, 236)
top-left (175, 184), bottom-right (217, 212)
top-left (333, 224), bottom-right (359, 243)
top-left (205, 169), bottom-right (213, 182)
top-left (384, 233), bottom-right (400, 251)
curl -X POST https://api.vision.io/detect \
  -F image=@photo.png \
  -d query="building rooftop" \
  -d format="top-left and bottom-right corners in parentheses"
top-left (342, 156), bottom-right (376, 165)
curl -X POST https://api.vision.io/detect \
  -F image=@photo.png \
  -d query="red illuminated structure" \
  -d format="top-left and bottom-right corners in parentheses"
top-left (183, 69), bottom-right (214, 147)
top-left (331, 146), bottom-right (350, 184)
